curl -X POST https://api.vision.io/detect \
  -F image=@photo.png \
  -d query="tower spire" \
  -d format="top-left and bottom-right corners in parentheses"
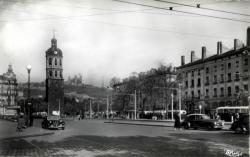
top-left (52, 29), bottom-right (56, 39)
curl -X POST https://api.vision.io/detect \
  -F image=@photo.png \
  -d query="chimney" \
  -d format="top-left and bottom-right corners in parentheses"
top-left (247, 27), bottom-right (250, 47)
top-left (202, 46), bottom-right (206, 60)
top-left (217, 41), bottom-right (223, 55)
top-left (181, 56), bottom-right (185, 66)
top-left (219, 42), bottom-right (222, 54)
top-left (234, 39), bottom-right (237, 50)
top-left (191, 51), bottom-right (195, 63)
top-left (217, 41), bottom-right (220, 55)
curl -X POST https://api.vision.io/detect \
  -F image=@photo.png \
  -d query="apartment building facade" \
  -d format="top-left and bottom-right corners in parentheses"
top-left (177, 28), bottom-right (250, 114)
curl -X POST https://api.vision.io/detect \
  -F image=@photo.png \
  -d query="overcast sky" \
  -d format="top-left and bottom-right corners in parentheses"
top-left (0, 0), bottom-right (249, 86)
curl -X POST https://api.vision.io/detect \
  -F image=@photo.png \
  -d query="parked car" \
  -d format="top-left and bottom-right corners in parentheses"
top-left (41, 116), bottom-right (65, 130)
top-left (182, 114), bottom-right (224, 130)
top-left (231, 114), bottom-right (249, 134)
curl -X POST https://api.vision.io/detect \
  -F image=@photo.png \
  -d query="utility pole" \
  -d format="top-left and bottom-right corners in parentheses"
top-left (178, 83), bottom-right (182, 120)
top-left (58, 99), bottom-right (61, 118)
top-left (134, 90), bottom-right (137, 120)
top-left (106, 95), bottom-right (109, 119)
top-left (171, 93), bottom-right (174, 120)
top-left (89, 99), bottom-right (92, 118)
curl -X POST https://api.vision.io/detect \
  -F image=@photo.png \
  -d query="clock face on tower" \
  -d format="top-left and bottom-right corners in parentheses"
top-left (54, 51), bottom-right (57, 54)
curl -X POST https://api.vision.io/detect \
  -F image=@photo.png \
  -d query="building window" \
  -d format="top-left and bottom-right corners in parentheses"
top-left (49, 71), bottom-right (52, 77)
top-left (214, 88), bottom-right (217, 97)
top-left (198, 90), bottom-right (201, 98)
top-left (244, 58), bottom-right (248, 66)
top-left (55, 58), bottom-right (57, 66)
top-left (191, 80), bottom-right (194, 88)
top-left (244, 85), bottom-right (248, 91)
top-left (228, 73), bottom-right (231, 82)
top-left (220, 64), bottom-right (224, 71)
top-left (220, 87), bottom-right (224, 97)
top-left (185, 81), bottom-right (188, 88)
top-left (60, 59), bottom-right (62, 66)
top-left (55, 71), bottom-right (57, 77)
top-left (235, 86), bottom-right (239, 93)
top-left (60, 71), bottom-right (62, 78)
top-left (191, 91), bottom-right (194, 97)
top-left (214, 65), bottom-right (217, 72)
top-left (191, 71), bottom-right (194, 77)
top-left (185, 91), bottom-right (188, 97)
top-left (205, 76), bottom-right (209, 85)
top-left (197, 78), bottom-right (201, 87)
top-left (228, 87), bottom-right (231, 96)
top-left (198, 69), bottom-right (200, 76)
top-left (214, 75), bottom-right (217, 84)
top-left (228, 63), bottom-right (231, 69)
top-left (220, 74), bottom-right (224, 83)
top-left (185, 72), bottom-right (188, 77)
top-left (235, 72), bottom-right (240, 81)
top-left (236, 61), bottom-right (239, 68)
top-left (49, 58), bottom-right (52, 65)
top-left (205, 89), bottom-right (209, 97)
top-left (206, 67), bottom-right (209, 73)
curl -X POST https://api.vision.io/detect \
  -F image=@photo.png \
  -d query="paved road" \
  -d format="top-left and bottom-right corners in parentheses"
top-left (0, 119), bottom-right (249, 157)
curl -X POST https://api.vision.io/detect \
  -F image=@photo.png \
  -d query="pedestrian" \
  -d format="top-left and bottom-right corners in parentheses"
top-left (234, 112), bottom-right (240, 122)
top-left (17, 112), bottom-right (24, 132)
top-left (174, 112), bottom-right (181, 130)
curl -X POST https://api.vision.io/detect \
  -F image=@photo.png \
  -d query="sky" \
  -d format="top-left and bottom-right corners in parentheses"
top-left (0, 0), bottom-right (249, 86)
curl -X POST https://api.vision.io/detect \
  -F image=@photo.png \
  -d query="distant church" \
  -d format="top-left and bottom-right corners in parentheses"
top-left (45, 34), bottom-right (64, 116)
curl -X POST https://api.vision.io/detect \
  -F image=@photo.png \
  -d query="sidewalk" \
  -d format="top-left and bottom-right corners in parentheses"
top-left (104, 119), bottom-right (232, 130)
top-left (0, 119), bottom-right (54, 140)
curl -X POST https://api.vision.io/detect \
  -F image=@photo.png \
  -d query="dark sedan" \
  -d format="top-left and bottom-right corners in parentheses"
top-left (182, 114), bottom-right (224, 130)
top-left (41, 116), bottom-right (65, 130)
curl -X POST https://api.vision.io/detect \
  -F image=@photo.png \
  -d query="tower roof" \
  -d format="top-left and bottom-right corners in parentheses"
top-left (46, 35), bottom-right (63, 57)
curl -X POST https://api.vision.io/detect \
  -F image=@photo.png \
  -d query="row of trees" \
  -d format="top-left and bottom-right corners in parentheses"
top-left (109, 64), bottom-right (179, 117)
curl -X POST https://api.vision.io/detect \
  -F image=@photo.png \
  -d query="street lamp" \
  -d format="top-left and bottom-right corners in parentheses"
top-left (199, 105), bottom-right (202, 114)
top-left (26, 64), bottom-right (32, 126)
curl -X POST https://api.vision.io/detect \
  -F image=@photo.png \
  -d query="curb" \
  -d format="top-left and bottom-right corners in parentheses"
top-left (104, 121), bottom-right (173, 127)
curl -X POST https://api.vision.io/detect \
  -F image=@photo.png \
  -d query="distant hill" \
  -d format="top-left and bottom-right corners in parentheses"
top-left (18, 82), bottom-right (110, 100)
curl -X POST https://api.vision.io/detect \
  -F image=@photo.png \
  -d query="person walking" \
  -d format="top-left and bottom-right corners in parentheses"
top-left (174, 112), bottom-right (181, 130)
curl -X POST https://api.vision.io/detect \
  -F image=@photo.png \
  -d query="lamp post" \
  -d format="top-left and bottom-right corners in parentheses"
top-left (26, 64), bottom-right (32, 126)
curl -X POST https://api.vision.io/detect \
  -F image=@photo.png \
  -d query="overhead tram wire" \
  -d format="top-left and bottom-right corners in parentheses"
top-left (154, 0), bottom-right (250, 17)
top-left (113, 0), bottom-right (250, 24)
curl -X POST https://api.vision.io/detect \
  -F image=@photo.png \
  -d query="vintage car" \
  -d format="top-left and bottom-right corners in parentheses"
top-left (231, 114), bottom-right (249, 134)
top-left (41, 116), bottom-right (65, 130)
top-left (182, 114), bottom-right (224, 130)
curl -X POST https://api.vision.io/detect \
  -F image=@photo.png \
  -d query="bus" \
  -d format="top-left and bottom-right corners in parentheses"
top-left (216, 106), bottom-right (249, 122)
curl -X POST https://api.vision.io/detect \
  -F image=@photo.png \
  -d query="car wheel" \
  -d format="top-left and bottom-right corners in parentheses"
top-left (184, 122), bottom-right (190, 129)
top-left (207, 125), bottom-right (214, 130)
top-left (235, 127), bottom-right (243, 134)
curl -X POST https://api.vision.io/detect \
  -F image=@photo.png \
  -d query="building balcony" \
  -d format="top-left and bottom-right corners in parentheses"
top-left (197, 84), bottom-right (201, 87)
top-left (205, 96), bottom-right (209, 99)
top-left (213, 82), bottom-right (217, 84)
top-left (213, 95), bottom-right (217, 98)
top-left (205, 82), bottom-right (209, 86)
top-left (220, 94), bottom-right (224, 97)
top-left (228, 94), bottom-right (232, 97)
top-left (227, 79), bottom-right (232, 82)
top-left (220, 80), bottom-right (224, 83)
top-left (190, 85), bottom-right (194, 88)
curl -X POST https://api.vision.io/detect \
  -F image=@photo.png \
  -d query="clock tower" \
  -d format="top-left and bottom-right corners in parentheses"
top-left (45, 34), bottom-right (64, 116)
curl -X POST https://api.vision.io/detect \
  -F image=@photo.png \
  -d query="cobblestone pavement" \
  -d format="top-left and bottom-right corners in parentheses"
top-left (0, 119), bottom-right (249, 157)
